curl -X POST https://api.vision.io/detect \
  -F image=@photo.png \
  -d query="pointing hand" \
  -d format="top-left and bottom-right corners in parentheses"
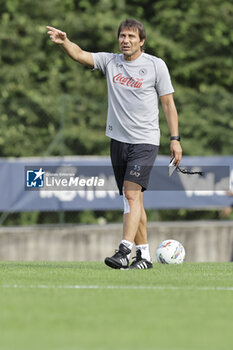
top-left (46, 26), bottom-right (67, 44)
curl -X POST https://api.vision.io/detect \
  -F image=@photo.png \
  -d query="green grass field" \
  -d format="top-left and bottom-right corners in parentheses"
top-left (0, 261), bottom-right (232, 350)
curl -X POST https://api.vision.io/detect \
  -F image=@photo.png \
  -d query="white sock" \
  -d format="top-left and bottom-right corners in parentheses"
top-left (136, 244), bottom-right (152, 262)
top-left (121, 240), bottom-right (133, 260)
top-left (121, 240), bottom-right (133, 250)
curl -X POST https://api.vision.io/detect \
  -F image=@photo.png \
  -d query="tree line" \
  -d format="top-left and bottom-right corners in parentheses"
top-left (0, 0), bottom-right (232, 158)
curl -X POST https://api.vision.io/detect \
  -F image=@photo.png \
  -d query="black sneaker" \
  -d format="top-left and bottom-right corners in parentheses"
top-left (129, 250), bottom-right (153, 269)
top-left (104, 243), bottom-right (131, 269)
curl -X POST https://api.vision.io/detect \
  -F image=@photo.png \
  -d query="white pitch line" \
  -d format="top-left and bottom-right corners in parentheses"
top-left (1, 284), bottom-right (233, 291)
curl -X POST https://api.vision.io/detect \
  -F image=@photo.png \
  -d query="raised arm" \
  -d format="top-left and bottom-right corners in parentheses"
top-left (46, 26), bottom-right (94, 68)
top-left (160, 93), bottom-right (182, 166)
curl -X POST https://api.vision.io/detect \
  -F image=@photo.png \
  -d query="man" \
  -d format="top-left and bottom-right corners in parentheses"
top-left (47, 18), bottom-right (182, 269)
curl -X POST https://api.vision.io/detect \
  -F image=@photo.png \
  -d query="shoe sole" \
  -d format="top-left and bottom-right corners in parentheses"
top-left (129, 265), bottom-right (153, 269)
top-left (104, 257), bottom-right (128, 269)
top-left (129, 262), bottom-right (153, 269)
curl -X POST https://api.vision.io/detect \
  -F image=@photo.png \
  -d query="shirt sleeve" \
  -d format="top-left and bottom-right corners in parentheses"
top-left (154, 58), bottom-right (175, 96)
top-left (91, 52), bottom-right (115, 75)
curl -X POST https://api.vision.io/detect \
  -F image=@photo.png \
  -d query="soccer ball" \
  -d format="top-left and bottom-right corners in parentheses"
top-left (156, 239), bottom-right (185, 264)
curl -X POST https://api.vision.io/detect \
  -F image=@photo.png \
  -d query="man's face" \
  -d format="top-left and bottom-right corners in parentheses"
top-left (118, 27), bottom-right (145, 61)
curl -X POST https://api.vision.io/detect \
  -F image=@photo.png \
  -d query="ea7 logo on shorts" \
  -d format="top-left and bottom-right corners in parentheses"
top-left (26, 168), bottom-right (45, 188)
top-left (129, 165), bottom-right (141, 178)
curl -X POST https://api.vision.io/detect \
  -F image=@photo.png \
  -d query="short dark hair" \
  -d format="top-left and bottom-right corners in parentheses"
top-left (117, 19), bottom-right (146, 50)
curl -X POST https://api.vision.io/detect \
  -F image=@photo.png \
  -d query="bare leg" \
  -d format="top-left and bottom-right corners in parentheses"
top-left (104, 181), bottom-right (151, 269)
top-left (134, 192), bottom-right (148, 245)
top-left (122, 180), bottom-right (142, 242)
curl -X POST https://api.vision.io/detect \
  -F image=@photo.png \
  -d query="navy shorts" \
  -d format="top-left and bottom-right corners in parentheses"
top-left (110, 139), bottom-right (159, 195)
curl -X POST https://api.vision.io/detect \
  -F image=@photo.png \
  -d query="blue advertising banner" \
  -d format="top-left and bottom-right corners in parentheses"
top-left (0, 156), bottom-right (232, 212)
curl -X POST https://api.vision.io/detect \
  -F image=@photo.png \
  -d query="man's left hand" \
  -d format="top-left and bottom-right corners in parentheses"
top-left (170, 140), bottom-right (182, 166)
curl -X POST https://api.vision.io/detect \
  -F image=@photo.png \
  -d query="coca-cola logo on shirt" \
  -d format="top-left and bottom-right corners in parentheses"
top-left (113, 73), bottom-right (143, 88)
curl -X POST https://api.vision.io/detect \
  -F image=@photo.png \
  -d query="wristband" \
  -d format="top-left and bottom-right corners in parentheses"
top-left (170, 136), bottom-right (181, 141)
